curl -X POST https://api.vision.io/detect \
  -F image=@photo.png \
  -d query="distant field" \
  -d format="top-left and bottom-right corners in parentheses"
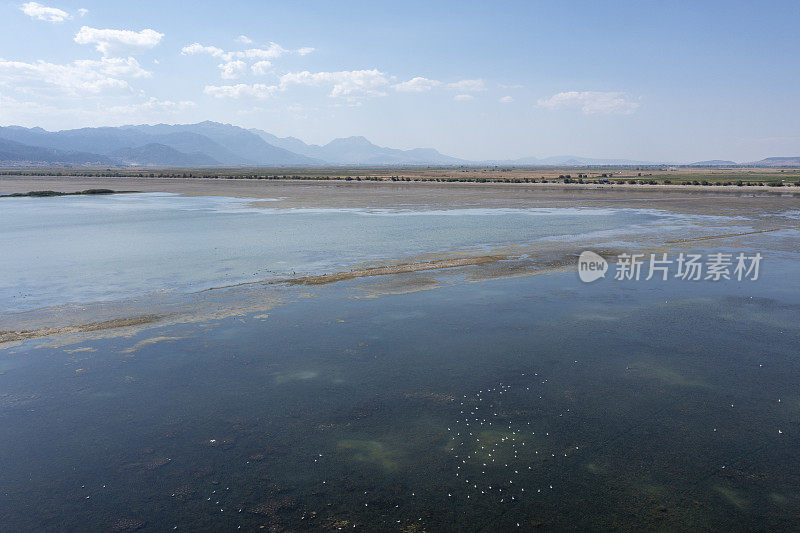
top-left (2, 166), bottom-right (800, 187)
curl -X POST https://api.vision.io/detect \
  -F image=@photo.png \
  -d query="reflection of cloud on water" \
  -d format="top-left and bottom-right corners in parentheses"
top-left (272, 369), bottom-right (320, 384)
top-left (714, 485), bottom-right (750, 510)
top-left (64, 346), bottom-right (96, 353)
top-left (570, 313), bottom-right (620, 323)
top-left (119, 336), bottom-right (183, 354)
top-left (625, 360), bottom-right (710, 389)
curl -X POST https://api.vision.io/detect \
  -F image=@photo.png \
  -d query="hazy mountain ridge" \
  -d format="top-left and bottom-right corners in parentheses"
top-left (249, 129), bottom-right (466, 165)
top-left (0, 122), bottom-right (321, 166)
top-left (0, 122), bottom-right (796, 167)
top-left (0, 137), bottom-right (113, 165)
top-left (689, 157), bottom-right (800, 167)
top-left (129, 131), bottom-right (254, 166)
top-left (112, 143), bottom-right (220, 167)
top-left (688, 160), bottom-right (738, 166)
top-left (124, 122), bottom-right (323, 165)
top-left (745, 156), bottom-right (800, 167)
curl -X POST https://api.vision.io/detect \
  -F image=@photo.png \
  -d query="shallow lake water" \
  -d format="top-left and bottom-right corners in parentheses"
top-left (2, 254), bottom-right (799, 531)
top-left (0, 193), bottom-right (665, 311)
top-left (1, 193), bottom-right (798, 531)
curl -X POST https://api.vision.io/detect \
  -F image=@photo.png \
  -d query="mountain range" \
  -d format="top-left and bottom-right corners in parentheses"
top-left (249, 129), bottom-right (466, 165)
top-left (0, 121), bottom-right (796, 167)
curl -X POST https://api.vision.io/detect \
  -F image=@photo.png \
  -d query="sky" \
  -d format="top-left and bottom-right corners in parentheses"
top-left (0, 0), bottom-right (798, 162)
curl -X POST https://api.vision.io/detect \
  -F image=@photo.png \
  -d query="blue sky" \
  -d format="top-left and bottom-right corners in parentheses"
top-left (0, 0), bottom-right (798, 162)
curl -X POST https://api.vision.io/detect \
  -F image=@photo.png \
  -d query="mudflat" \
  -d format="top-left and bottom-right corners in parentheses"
top-left (1, 176), bottom-right (797, 347)
top-left (0, 174), bottom-right (797, 211)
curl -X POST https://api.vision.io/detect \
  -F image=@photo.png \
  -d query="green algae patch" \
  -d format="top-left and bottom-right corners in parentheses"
top-left (337, 439), bottom-right (403, 472)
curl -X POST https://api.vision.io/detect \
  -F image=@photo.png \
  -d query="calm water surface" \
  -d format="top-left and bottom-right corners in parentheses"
top-left (1, 259), bottom-right (799, 531)
top-left (1, 195), bottom-right (798, 531)
top-left (0, 193), bottom-right (664, 311)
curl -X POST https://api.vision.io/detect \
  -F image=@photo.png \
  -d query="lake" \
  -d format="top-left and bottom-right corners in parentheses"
top-left (1, 190), bottom-right (798, 531)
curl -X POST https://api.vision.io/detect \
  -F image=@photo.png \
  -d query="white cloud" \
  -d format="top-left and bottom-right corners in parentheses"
top-left (453, 94), bottom-right (474, 101)
top-left (0, 92), bottom-right (51, 112)
top-left (181, 43), bottom-right (226, 58)
top-left (447, 78), bottom-right (485, 92)
top-left (74, 26), bottom-right (164, 56)
top-left (20, 2), bottom-right (70, 22)
top-left (279, 69), bottom-right (389, 97)
top-left (538, 91), bottom-right (640, 114)
top-left (499, 95), bottom-right (514, 103)
top-left (393, 76), bottom-right (441, 92)
top-left (233, 43), bottom-right (287, 60)
top-left (203, 83), bottom-right (278, 99)
top-left (86, 57), bottom-right (150, 78)
top-left (250, 60), bottom-right (272, 75)
top-left (181, 41), bottom-right (313, 63)
top-left (0, 92), bottom-right (196, 127)
top-left (106, 97), bottom-right (195, 114)
top-left (77, 7), bottom-right (88, 16)
top-left (286, 103), bottom-right (317, 119)
top-left (218, 60), bottom-right (246, 79)
top-left (499, 83), bottom-right (522, 89)
top-left (0, 56), bottom-right (150, 95)
top-left (236, 35), bottom-right (253, 44)
top-left (0, 93), bottom-right (98, 130)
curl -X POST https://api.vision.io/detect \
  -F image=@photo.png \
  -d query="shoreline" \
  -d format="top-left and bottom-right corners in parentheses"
top-left (1, 174), bottom-right (799, 195)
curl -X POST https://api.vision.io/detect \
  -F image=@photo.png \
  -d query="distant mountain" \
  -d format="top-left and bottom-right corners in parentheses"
top-left (1, 122), bottom-right (799, 167)
top-left (0, 125), bottom-right (153, 155)
top-left (250, 130), bottom-right (320, 158)
top-left (136, 131), bottom-right (253, 166)
top-left (250, 129), bottom-right (466, 165)
top-left (0, 122), bottom-right (321, 166)
top-left (0, 137), bottom-right (112, 165)
top-left (745, 156), bottom-right (800, 167)
top-left (125, 122), bottom-right (323, 165)
top-left (318, 136), bottom-right (466, 164)
top-left (688, 160), bottom-right (738, 166)
top-left (112, 143), bottom-right (220, 167)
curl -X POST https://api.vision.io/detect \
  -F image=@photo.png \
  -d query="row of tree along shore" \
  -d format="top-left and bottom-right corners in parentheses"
top-left (1, 169), bottom-right (799, 187)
